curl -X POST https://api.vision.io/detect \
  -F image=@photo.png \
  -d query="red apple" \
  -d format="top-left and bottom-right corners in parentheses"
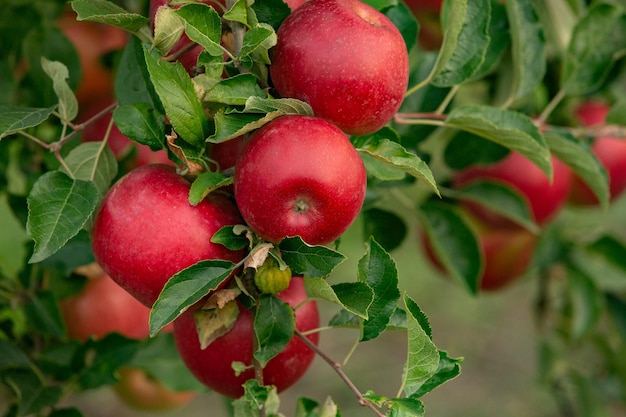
top-left (57, 11), bottom-right (128, 109)
top-left (269, 0), bottom-right (409, 136)
top-left (234, 115), bottom-right (367, 245)
top-left (60, 274), bottom-right (153, 341)
top-left (208, 136), bottom-right (245, 172)
top-left (91, 164), bottom-right (245, 307)
top-left (173, 277), bottom-right (319, 398)
top-left (569, 100), bottom-right (626, 205)
top-left (453, 152), bottom-right (572, 226)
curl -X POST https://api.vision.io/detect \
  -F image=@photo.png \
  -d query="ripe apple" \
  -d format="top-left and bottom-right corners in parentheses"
top-left (91, 164), bottom-right (246, 307)
top-left (60, 273), bottom-right (153, 341)
top-left (569, 100), bottom-right (626, 205)
top-left (453, 152), bottom-right (572, 227)
top-left (57, 11), bottom-right (128, 109)
top-left (420, 216), bottom-right (537, 291)
top-left (208, 136), bottom-right (245, 172)
top-left (269, 0), bottom-right (410, 136)
top-left (173, 277), bottom-right (319, 398)
top-left (80, 100), bottom-right (172, 168)
top-left (234, 115), bottom-right (367, 245)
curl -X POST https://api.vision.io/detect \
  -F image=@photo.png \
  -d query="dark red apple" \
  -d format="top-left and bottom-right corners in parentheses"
top-left (569, 100), bottom-right (626, 205)
top-left (234, 115), bottom-right (367, 245)
top-left (453, 152), bottom-right (572, 226)
top-left (403, 0), bottom-right (443, 50)
top-left (91, 164), bottom-right (245, 307)
top-left (269, 0), bottom-right (409, 136)
top-left (173, 277), bottom-right (319, 398)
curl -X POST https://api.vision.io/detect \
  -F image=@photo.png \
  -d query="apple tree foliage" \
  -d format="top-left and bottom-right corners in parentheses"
top-left (1, 0), bottom-right (626, 416)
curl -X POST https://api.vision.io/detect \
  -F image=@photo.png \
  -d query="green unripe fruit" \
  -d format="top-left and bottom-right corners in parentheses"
top-left (254, 257), bottom-right (292, 295)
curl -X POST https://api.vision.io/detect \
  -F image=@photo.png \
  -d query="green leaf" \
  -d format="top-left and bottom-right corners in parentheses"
top-left (143, 44), bottom-right (209, 146)
top-left (606, 99), bottom-right (626, 125)
top-left (115, 36), bottom-right (162, 109)
top-left (188, 171), bottom-right (233, 205)
top-left (431, 0), bottom-right (491, 87)
top-left (0, 194), bottom-right (29, 278)
top-left (588, 236), bottom-right (626, 276)
top-left (565, 264), bottom-right (604, 340)
top-left (71, 0), bottom-right (150, 34)
top-left (243, 96), bottom-right (313, 115)
top-left (352, 132), bottom-right (439, 196)
top-left (384, 2), bottom-right (419, 51)
top-left (210, 110), bottom-right (274, 143)
top-left (505, 0), bottom-right (546, 101)
top-left (561, 4), bottom-right (626, 95)
top-left (153, 6), bottom-right (185, 53)
top-left (149, 260), bottom-right (236, 336)
top-left (443, 130), bottom-right (509, 170)
top-left (2, 369), bottom-right (63, 416)
top-left (409, 350), bottom-right (463, 398)
top-left (176, 3), bottom-right (223, 56)
top-left (41, 58), bottom-right (78, 122)
top-left (0, 105), bottom-right (55, 140)
top-left (362, 208), bottom-right (407, 252)
top-left (113, 103), bottom-right (166, 150)
top-left (59, 142), bottom-right (118, 198)
top-left (0, 340), bottom-right (32, 370)
top-left (251, 0), bottom-right (291, 32)
top-left (49, 408), bottom-right (85, 417)
top-left (211, 226), bottom-right (250, 251)
top-left (128, 333), bottom-right (205, 391)
top-left (328, 307), bottom-right (407, 331)
top-left (545, 131), bottom-right (609, 209)
top-left (77, 334), bottom-right (140, 389)
top-left (402, 294), bottom-right (440, 398)
top-left (445, 105), bottom-right (551, 178)
top-left (224, 0), bottom-right (250, 27)
top-left (239, 23), bottom-right (277, 67)
top-left (419, 202), bottom-right (481, 295)
top-left (254, 294), bottom-right (295, 367)
top-left (278, 237), bottom-right (346, 279)
top-left (388, 397), bottom-right (425, 417)
top-left (468, 0), bottom-right (510, 80)
top-left (232, 380), bottom-right (281, 417)
top-left (24, 291), bottom-right (66, 339)
top-left (196, 73), bottom-right (266, 105)
top-left (304, 278), bottom-right (373, 319)
top-left (27, 171), bottom-right (100, 264)
top-left (358, 237), bottom-right (401, 341)
top-left (453, 181), bottom-right (539, 233)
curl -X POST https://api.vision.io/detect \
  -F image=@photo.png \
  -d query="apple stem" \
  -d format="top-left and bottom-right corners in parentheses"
top-left (294, 329), bottom-right (386, 417)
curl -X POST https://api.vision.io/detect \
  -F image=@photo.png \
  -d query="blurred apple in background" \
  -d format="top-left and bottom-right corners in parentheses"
top-left (569, 100), bottom-right (626, 206)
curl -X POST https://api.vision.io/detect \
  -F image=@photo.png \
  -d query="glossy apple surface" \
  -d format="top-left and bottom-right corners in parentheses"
top-left (269, 0), bottom-right (409, 136)
top-left (173, 277), bottom-right (319, 398)
top-left (234, 115), bottom-right (366, 245)
top-left (569, 100), bottom-right (626, 205)
top-left (57, 11), bottom-right (128, 109)
top-left (91, 164), bottom-right (245, 306)
top-left (453, 152), bottom-right (572, 226)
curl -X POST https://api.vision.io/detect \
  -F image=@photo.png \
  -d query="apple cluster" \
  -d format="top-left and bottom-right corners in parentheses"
top-left (83, 0), bottom-right (410, 401)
